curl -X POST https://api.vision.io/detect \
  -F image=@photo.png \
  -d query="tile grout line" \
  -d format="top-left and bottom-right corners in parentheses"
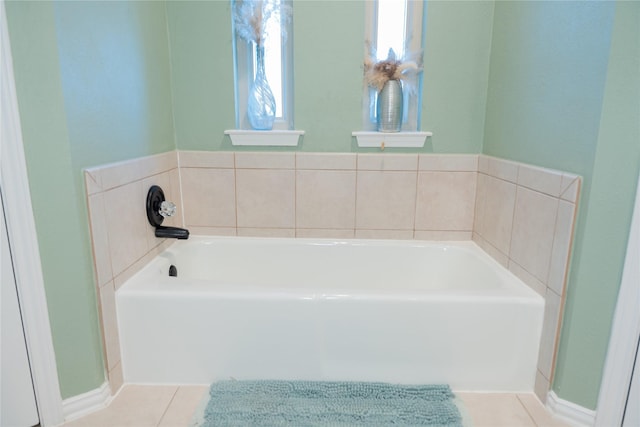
top-left (354, 154), bottom-right (360, 234)
top-left (544, 198), bottom-right (562, 286)
top-left (294, 153), bottom-right (298, 236)
top-left (156, 386), bottom-right (180, 427)
top-left (233, 153), bottom-right (239, 233)
top-left (516, 394), bottom-right (544, 427)
top-left (412, 167), bottom-right (420, 239)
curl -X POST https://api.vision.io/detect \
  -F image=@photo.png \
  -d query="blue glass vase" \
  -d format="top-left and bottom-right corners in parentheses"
top-left (247, 45), bottom-right (276, 130)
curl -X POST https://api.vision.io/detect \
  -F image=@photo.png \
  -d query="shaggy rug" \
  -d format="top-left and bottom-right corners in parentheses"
top-left (191, 380), bottom-right (464, 426)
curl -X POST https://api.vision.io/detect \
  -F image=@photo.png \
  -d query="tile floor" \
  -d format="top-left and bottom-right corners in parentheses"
top-left (61, 385), bottom-right (570, 427)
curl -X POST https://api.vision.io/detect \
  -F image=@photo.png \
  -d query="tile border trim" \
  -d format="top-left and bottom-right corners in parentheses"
top-left (62, 381), bottom-right (112, 422)
top-left (546, 391), bottom-right (596, 427)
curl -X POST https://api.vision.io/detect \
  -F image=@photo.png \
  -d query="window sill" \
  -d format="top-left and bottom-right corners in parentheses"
top-left (352, 131), bottom-right (432, 148)
top-left (225, 130), bottom-right (304, 147)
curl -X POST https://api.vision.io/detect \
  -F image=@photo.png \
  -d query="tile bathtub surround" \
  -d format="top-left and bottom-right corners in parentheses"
top-left (474, 155), bottom-right (581, 403)
top-left (84, 151), bottom-right (183, 395)
top-left (178, 151), bottom-right (479, 239)
top-left (84, 150), bottom-right (580, 405)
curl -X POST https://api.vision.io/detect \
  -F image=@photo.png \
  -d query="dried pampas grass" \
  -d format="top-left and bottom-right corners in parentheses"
top-left (364, 46), bottom-right (422, 92)
top-left (233, 0), bottom-right (291, 46)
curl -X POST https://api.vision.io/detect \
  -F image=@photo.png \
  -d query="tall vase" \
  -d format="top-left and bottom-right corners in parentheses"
top-left (377, 79), bottom-right (403, 132)
top-left (247, 44), bottom-right (276, 130)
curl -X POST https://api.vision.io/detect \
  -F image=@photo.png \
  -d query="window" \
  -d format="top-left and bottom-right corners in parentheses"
top-left (232, 0), bottom-right (293, 130)
top-left (363, 0), bottom-right (425, 131)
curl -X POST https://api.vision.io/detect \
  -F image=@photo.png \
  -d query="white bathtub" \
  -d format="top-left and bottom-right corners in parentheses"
top-left (116, 236), bottom-right (544, 391)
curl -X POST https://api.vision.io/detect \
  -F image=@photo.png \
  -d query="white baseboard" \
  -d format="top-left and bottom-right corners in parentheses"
top-left (62, 382), bottom-right (112, 422)
top-left (546, 391), bottom-right (597, 427)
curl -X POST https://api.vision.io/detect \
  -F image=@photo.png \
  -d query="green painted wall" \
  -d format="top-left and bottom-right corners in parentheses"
top-left (484, 1), bottom-right (640, 409)
top-left (422, 0), bottom-right (493, 154)
top-left (553, 1), bottom-right (640, 409)
top-left (166, 0), bottom-right (494, 153)
top-left (55, 1), bottom-right (176, 166)
top-left (5, 0), bottom-right (175, 398)
top-left (165, 0), bottom-right (236, 152)
top-left (5, 0), bottom-right (104, 399)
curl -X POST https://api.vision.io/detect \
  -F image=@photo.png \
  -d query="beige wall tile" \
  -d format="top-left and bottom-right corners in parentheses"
top-left (418, 154), bottom-right (478, 171)
top-left (169, 168), bottom-right (184, 227)
top-left (108, 361), bottom-right (124, 397)
top-left (95, 159), bottom-right (139, 192)
top-left (538, 289), bottom-right (562, 381)
top-left (84, 170), bottom-right (103, 195)
top-left (474, 173), bottom-right (488, 235)
top-left (153, 150), bottom-right (179, 171)
top-left (296, 229), bottom-right (355, 239)
top-left (560, 175), bottom-right (581, 203)
top-left (478, 155), bottom-right (490, 174)
top-left (534, 370), bottom-right (550, 404)
top-left (236, 169), bottom-right (295, 228)
top-left (135, 151), bottom-right (178, 179)
top-left (510, 187), bottom-right (559, 283)
top-left (518, 164), bottom-right (563, 197)
top-left (235, 152), bottom-right (295, 169)
top-left (355, 229), bottom-right (415, 240)
top-left (103, 182), bottom-right (148, 277)
top-left (181, 168), bottom-right (236, 228)
top-left (488, 157), bottom-right (519, 183)
top-left (188, 226), bottom-right (237, 236)
top-left (296, 152), bottom-right (356, 170)
top-left (178, 151), bottom-right (234, 168)
top-left (415, 171), bottom-right (476, 231)
top-left (355, 171), bottom-right (417, 230)
top-left (548, 200), bottom-right (576, 295)
top-left (237, 228), bottom-right (295, 238)
top-left (87, 193), bottom-right (113, 287)
top-left (477, 175), bottom-right (517, 254)
top-left (296, 170), bottom-right (356, 229)
top-left (473, 233), bottom-right (509, 268)
top-left (414, 230), bottom-right (472, 240)
top-left (100, 152), bottom-right (177, 191)
top-left (357, 153), bottom-right (418, 171)
top-left (113, 246), bottom-right (164, 290)
top-left (99, 282), bottom-right (120, 372)
top-left (156, 238), bottom-right (175, 255)
top-left (508, 260), bottom-right (546, 297)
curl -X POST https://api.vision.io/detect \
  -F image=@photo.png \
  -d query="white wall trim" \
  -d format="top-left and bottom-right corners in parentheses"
top-left (0, 2), bottom-right (64, 425)
top-left (595, 172), bottom-right (640, 427)
top-left (62, 382), bottom-right (112, 422)
top-left (547, 391), bottom-right (597, 427)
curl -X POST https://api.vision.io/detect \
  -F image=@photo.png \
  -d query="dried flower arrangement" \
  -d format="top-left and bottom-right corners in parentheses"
top-left (233, 0), bottom-right (291, 46)
top-left (364, 46), bottom-right (422, 92)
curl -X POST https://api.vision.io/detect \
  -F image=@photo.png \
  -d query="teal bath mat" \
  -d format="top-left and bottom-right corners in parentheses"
top-left (192, 380), bottom-right (463, 426)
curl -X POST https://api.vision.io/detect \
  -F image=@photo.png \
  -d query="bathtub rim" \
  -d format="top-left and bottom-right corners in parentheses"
top-left (117, 235), bottom-right (545, 304)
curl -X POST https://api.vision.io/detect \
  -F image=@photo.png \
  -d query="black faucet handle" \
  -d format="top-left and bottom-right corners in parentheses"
top-left (146, 185), bottom-right (190, 240)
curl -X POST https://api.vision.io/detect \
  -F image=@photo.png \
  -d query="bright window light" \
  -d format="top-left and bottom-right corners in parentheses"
top-left (376, 0), bottom-right (407, 60)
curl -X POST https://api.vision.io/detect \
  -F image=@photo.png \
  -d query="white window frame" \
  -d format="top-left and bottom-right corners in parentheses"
top-left (232, 0), bottom-right (294, 131)
top-left (363, 0), bottom-right (425, 132)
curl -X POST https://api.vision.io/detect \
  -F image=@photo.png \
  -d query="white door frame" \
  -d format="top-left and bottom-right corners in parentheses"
top-left (1, 2), bottom-right (64, 425)
top-left (595, 171), bottom-right (640, 427)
